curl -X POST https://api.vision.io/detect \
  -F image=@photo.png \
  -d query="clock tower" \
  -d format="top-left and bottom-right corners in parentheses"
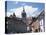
top-left (22, 6), bottom-right (26, 19)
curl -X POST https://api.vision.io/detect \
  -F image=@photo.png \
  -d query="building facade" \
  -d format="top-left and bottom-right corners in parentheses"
top-left (5, 7), bottom-right (45, 33)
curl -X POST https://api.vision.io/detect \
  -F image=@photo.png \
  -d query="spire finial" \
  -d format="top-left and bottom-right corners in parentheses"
top-left (23, 6), bottom-right (25, 12)
top-left (23, 6), bottom-right (24, 10)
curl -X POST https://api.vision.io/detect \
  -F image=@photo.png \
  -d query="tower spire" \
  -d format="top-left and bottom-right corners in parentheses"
top-left (23, 6), bottom-right (24, 10)
top-left (23, 6), bottom-right (25, 12)
top-left (22, 6), bottom-right (26, 19)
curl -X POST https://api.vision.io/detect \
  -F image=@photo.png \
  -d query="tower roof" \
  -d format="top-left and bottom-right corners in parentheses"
top-left (23, 6), bottom-right (25, 12)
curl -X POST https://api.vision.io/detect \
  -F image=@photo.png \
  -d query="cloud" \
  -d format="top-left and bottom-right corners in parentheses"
top-left (7, 11), bottom-right (13, 17)
top-left (24, 6), bottom-right (38, 17)
top-left (13, 1), bottom-right (19, 4)
top-left (7, 5), bottom-right (38, 18)
top-left (21, 3), bottom-right (26, 6)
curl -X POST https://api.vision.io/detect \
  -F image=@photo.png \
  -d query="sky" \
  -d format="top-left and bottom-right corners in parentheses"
top-left (6, 1), bottom-right (44, 18)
